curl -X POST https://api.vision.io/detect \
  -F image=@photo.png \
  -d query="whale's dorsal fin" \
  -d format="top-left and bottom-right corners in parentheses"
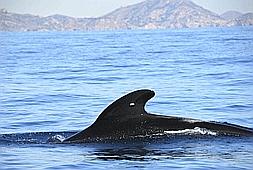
top-left (63, 89), bottom-right (155, 142)
top-left (96, 89), bottom-right (155, 121)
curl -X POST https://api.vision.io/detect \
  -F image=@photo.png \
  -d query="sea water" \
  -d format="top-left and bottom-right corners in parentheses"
top-left (0, 27), bottom-right (253, 169)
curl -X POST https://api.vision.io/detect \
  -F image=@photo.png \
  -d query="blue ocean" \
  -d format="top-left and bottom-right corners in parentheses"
top-left (0, 27), bottom-right (253, 169)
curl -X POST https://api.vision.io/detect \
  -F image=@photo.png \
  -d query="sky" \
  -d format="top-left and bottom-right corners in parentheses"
top-left (0, 0), bottom-right (253, 17)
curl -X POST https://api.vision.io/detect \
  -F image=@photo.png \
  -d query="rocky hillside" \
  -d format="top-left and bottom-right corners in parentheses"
top-left (0, 0), bottom-right (253, 31)
top-left (94, 0), bottom-right (225, 29)
top-left (233, 13), bottom-right (253, 26)
top-left (221, 11), bottom-right (243, 20)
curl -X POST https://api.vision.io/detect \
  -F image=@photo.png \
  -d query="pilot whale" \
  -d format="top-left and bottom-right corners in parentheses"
top-left (63, 89), bottom-right (253, 143)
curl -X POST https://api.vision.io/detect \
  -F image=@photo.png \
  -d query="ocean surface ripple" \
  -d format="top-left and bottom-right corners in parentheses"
top-left (0, 27), bottom-right (253, 169)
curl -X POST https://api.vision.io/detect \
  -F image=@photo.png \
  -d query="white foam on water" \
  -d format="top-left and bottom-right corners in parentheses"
top-left (47, 135), bottom-right (66, 143)
top-left (164, 127), bottom-right (217, 136)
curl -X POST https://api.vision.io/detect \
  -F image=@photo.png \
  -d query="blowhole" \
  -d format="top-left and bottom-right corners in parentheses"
top-left (129, 102), bottom-right (135, 107)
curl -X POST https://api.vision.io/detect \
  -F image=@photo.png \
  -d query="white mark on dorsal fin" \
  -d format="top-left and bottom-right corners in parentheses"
top-left (129, 102), bottom-right (135, 107)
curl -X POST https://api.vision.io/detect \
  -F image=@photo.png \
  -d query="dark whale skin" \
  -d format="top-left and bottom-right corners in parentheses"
top-left (63, 90), bottom-right (253, 143)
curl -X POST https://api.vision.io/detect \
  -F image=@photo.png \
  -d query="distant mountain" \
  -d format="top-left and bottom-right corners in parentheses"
top-left (233, 13), bottom-right (253, 26)
top-left (221, 11), bottom-right (243, 20)
top-left (221, 12), bottom-right (253, 27)
top-left (0, 9), bottom-right (91, 31)
top-left (94, 0), bottom-right (226, 29)
top-left (1, 0), bottom-right (253, 31)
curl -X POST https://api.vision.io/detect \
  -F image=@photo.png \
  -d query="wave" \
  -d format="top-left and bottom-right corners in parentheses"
top-left (129, 127), bottom-right (218, 140)
top-left (0, 128), bottom-right (218, 145)
top-left (164, 127), bottom-right (217, 136)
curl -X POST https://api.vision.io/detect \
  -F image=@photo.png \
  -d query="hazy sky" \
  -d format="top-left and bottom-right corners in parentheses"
top-left (0, 0), bottom-right (253, 17)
